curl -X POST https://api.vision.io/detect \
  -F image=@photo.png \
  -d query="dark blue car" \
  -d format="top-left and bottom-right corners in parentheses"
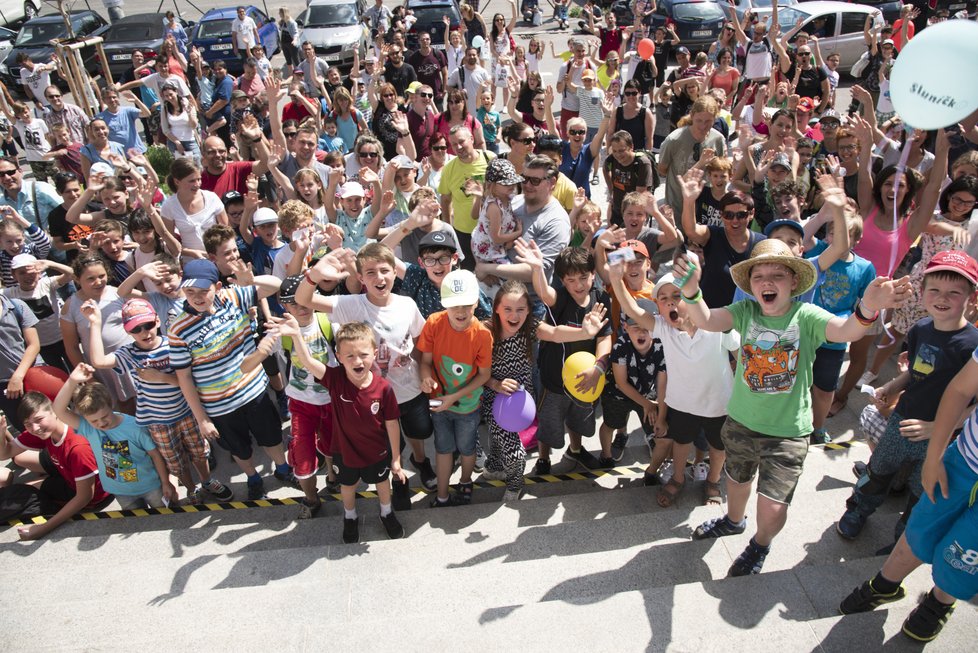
top-left (191, 6), bottom-right (279, 74)
top-left (649, 0), bottom-right (727, 54)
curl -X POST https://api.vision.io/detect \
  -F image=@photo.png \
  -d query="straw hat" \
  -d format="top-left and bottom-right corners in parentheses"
top-left (730, 239), bottom-right (817, 298)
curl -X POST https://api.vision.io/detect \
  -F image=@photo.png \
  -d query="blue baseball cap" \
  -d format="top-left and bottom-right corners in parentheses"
top-left (763, 219), bottom-right (805, 238)
top-left (180, 260), bottom-right (220, 290)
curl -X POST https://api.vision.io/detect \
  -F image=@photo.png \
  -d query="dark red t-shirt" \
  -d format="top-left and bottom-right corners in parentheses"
top-left (282, 100), bottom-right (314, 123)
top-left (17, 426), bottom-right (110, 505)
top-left (318, 366), bottom-right (400, 467)
top-left (201, 160), bottom-right (255, 197)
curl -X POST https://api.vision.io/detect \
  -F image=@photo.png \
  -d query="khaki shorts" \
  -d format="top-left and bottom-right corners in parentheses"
top-left (721, 417), bottom-right (809, 504)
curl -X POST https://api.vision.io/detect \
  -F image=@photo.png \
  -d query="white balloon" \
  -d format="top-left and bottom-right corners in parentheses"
top-left (471, 35), bottom-right (484, 49)
top-left (889, 20), bottom-right (978, 130)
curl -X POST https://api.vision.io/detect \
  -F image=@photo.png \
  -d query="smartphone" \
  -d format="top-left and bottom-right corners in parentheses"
top-left (608, 246), bottom-right (636, 266)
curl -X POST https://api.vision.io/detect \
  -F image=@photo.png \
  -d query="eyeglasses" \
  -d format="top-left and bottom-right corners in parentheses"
top-left (568, 129), bottom-right (586, 136)
top-left (624, 91), bottom-right (639, 97)
top-left (522, 175), bottom-right (548, 186)
top-left (419, 92), bottom-right (433, 98)
top-left (722, 210), bottom-right (750, 221)
top-left (422, 255), bottom-right (453, 267)
top-left (0, 169), bottom-right (19, 177)
top-left (360, 151), bottom-right (379, 158)
top-left (431, 145), bottom-right (448, 151)
top-left (127, 322), bottom-right (156, 334)
top-left (838, 144), bottom-right (858, 152)
top-left (949, 195), bottom-right (978, 208)
top-left (46, 93), bottom-right (62, 99)
top-left (284, 132), bottom-right (298, 138)
top-left (516, 137), bottom-right (536, 145)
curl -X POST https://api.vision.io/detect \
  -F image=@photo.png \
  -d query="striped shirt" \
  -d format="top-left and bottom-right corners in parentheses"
top-left (0, 223), bottom-right (51, 287)
top-left (168, 285), bottom-right (267, 417)
top-left (957, 348), bottom-right (978, 474)
top-left (114, 339), bottom-right (192, 427)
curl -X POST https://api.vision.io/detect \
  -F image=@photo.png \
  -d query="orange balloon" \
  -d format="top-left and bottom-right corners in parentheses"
top-left (637, 38), bottom-right (656, 61)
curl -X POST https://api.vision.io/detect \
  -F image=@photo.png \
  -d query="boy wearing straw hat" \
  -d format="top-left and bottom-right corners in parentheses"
top-left (672, 238), bottom-right (911, 576)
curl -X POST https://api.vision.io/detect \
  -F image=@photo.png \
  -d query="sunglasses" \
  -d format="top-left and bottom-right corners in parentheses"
top-left (127, 322), bottom-right (156, 334)
top-left (722, 210), bottom-right (750, 221)
top-left (624, 91), bottom-right (639, 97)
top-left (360, 151), bottom-right (379, 158)
top-left (431, 145), bottom-right (448, 151)
top-left (522, 175), bottom-right (548, 186)
top-left (0, 169), bottom-right (18, 177)
top-left (382, 93), bottom-right (395, 99)
top-left (284, 132), bottom-right (298, 138)
top-left (568, 129), bottom-right (586, 136)
top-left (419, 92), bottom-right (433, 98)
top-left (797, 51), bottom-right (811, 56)
top-left (517, 137), bottom-right (536, 145)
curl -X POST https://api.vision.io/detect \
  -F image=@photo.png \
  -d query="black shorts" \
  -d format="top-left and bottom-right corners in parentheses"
top-left (601, 393), bottom-right (654, 435)
top-left (812, 346), bottom-right (847, 392)
top-left (209, 392), bottom-right (284, 460)
top-left (333, 452), bottom-right (392, 486)
top-left (399, 393), bottom-right (433, 440)
top-left (667, 409), bottom-right (726, 450)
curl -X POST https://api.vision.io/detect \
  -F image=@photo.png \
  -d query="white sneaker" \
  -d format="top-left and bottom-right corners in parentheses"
top-left (692, 462), bottom-right (709, 482)
top-left (502, 489), bottom-right (523, 502)
top-left (857, 370), bottom-right (878, 386)
top-left (480, 468), bottom-right (508, 481)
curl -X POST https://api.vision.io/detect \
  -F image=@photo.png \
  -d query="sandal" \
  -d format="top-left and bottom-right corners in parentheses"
top-left (456, 481), bottom-right (474, 505)
top-left (703, 480), bottom-right (722, 506)
top-left (828, 396), bottom-right (848, 418)
top-left (656, 478), bottom-right (684, 508)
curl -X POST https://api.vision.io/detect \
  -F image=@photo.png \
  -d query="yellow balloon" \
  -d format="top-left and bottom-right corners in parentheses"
top-left (562, 351), bottom-right (606, 403)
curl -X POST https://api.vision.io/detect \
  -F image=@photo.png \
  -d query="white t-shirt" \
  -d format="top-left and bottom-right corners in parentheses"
top-left (653, 315), bottom-right (740, 418)
top-left (743, 39), bottom-right (773, 81)
top-left (160, 191), bottom-right (224, 251)
top-left (447, 65), bottom-right (492, 116)
top-left (19, 63), bottom-right (56, 104)
top-left (282, 318), bottom-right (336, 405)
top-left (331, 294), bottom-right (425, 404)
top-left (271, 244), bottom-right (296, 280)
top-left (13, 118), bottom-right (50, 162)
top-left (142, 73), bottom-right (191, 98)
top-left (2, 276), bottom-right (63, 346)
top-left (231, 16), bottom-right (258, 50)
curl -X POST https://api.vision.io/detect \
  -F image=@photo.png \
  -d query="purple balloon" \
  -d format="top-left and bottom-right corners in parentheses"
top-left (492, 388), bottom-right (536, 433)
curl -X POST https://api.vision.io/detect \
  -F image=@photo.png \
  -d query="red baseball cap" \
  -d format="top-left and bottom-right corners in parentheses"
top-left (797, 97), bottom-right (815, 113)
top-left (621, 240), bottom-right (650, 259)
top-left (924, 250), bottom-right (978, 285)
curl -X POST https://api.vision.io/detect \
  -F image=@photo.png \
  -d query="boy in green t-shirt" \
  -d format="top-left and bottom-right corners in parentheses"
top-left (673, 238), bottom-right (911, 576)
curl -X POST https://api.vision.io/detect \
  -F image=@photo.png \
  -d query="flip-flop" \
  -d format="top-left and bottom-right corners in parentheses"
top-left (656, 478), bottom-right (684, 508)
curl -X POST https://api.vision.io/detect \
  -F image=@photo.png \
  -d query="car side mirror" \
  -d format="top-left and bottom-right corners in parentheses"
top-left (297, 19), bottom-right (304, 28)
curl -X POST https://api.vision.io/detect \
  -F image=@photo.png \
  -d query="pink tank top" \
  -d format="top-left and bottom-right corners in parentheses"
top-left (854, 207), bottom-right (913, 277)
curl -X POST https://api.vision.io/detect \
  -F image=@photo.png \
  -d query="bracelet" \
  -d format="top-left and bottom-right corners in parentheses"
top-left (303, 269), bottom-right (318, 285)
top-left (854, 301), bottom-right (879, 325)
top-left (681, 288), bottom-right (703, 304)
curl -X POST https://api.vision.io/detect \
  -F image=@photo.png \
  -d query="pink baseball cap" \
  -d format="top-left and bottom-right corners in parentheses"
top-left (121, 298), bottom-right (157, 332)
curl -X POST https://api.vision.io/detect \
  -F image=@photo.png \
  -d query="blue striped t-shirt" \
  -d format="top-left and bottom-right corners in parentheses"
top-left (114, 339), bottom-right (192, 427)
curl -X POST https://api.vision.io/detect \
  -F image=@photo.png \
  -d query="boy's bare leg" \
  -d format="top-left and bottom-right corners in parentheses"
top-left (191, 458), bottom-right (212, 485)
top-left (725, 477), bottom-right (752, 523)
top-left (340, 484), bottom-right (357, 512)
top-left (707, 447), bottom-right (726, 484)
top-left (299, 477), bottom-right (319, 504)
top-left (436, 452), bottom-right (454, 500)
top-left (232, 455), bottom-right (258, 476)
top-left (880, 534), bottom-right (924, 583)
top-left (458, 454), bottom-right (475, 485)
top-left (406, 437), bottom-right (429, 463)
top-left (537, 442), bottom-right (552, 462)
top-left (754, 495), bottom-right (789, 547)
top-left (261, 444), bottom-right (287, 466)
top-left (569, 430), bottom-right (584, 451)
top-left (812, 386), bottom-right (833, 431)
top-left (649, 438), bottom-right (672, 474)
top-left (835, 334), bottom-right (874, 409)
top-left (375, 478), bottom-right (391, 506)
top-left (598, 424), bottom-right (614, 458)
top-left (671, 442), bottom-right (692, 484)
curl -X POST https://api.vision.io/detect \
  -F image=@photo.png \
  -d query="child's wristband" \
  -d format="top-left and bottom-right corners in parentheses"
top-left (681, 288), bottom-right (703, 304)
top-left (854, 301), bottom-right (879, 325)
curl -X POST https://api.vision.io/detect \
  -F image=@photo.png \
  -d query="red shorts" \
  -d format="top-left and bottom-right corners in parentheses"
top-left (287, 399), bottom-right (333, 479)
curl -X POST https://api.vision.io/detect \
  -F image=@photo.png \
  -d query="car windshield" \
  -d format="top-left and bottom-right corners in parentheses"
top-left (305, 4), bottom-right (358, 27)
top-left (197, 19), bottom-right (233, 39)
top-left (774, 7), bottom-right (808, 32)
top-left (411, 6), bottom-right (460, 26)
top-left (14, 23), bottom-right (64, 46)
top-left (674, 3), bottom-right (725, 21)
top-left (106, 22), bottom-right (160, 41)
top-left (748, 0), bottom-right (795, 7)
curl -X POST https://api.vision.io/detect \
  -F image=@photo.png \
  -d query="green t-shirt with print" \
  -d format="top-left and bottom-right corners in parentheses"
top-left (727, 299), bottom-right (832, 437)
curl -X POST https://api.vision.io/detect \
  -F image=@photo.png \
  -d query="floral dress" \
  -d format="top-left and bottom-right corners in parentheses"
top-left (471, 196), bottom-right (517, 264)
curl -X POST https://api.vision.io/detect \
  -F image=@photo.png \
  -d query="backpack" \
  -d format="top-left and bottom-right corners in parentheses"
top-left (281, 312), bottom-right (334, 355)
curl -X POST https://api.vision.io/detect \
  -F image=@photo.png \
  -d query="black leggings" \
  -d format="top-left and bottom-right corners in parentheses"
top-left (282, 41), bottom-right (300, 67)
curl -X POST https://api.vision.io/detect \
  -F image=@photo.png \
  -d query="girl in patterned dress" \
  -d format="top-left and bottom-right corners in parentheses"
top-left (471, 158), bottom-right (523, 269)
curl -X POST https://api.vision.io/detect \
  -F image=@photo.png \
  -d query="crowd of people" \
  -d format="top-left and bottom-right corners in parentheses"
top-left (0, 0), bottom-right (976, 643)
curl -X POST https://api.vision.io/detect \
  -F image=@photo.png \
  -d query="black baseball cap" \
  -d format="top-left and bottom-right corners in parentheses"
top-left (221, 190), bottom-right (243, 206)
top-left (278, 274), bottom-right (303, 304)
top-left (418, 230), bottom-right (456, 253)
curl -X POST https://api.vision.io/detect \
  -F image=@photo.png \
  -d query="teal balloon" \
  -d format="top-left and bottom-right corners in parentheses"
top-left (889, 20), bottom-right (978, 130)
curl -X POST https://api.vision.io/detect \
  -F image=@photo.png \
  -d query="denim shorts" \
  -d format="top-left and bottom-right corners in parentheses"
top-left (431, 409), bottom-right (481, 456)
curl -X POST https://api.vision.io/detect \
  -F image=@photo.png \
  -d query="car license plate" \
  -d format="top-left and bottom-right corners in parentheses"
top-left (324, 53), bottom-right (342, 62)
top-left (212, 43), bottom-right (233, 51)
top-left (111, 54), bottom-right (130, 61)
top-left (692, 30), bottom-right (712, 38)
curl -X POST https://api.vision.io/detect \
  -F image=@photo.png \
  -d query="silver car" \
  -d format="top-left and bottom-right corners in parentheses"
top-left (772, 1), bottom-right (885, 72)
top-left (297, 0), bottom-right (370, 70)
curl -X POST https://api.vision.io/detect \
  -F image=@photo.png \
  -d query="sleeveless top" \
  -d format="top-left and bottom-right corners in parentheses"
top-left (853, 206), bottom-right (913, 277)
top-left (616, 106), bottom-right (648, 151)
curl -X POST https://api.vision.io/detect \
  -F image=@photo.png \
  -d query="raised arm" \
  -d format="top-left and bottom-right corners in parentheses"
top-left (678, 168), bottom-right (711, 245)
top-left (907, 129), bottom-right (950, 243)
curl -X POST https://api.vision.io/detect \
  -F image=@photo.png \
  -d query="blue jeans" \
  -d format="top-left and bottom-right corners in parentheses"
top-left (431, 409), bottom-right (481, 456)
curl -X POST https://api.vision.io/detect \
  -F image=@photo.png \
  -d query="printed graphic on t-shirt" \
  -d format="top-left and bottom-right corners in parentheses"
top-left (100, 439), bottom-right (139, 484)
top-left (374, 332), bottom-right (413, 377)
top-left (740, 322), bottom-right (800, 393)
top-left (438, 354), bottom-right (476, 412)
top-left (817, 268), bottom-right (853, 311)
top-left (912, 343), bottom-right (939, 377)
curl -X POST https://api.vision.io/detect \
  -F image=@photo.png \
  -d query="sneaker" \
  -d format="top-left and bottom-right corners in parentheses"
top-left (430, 493), bottom-right (464, 508)
top-left (247, 479), bottom-right (267, 501)
top-left (410, 454), bottom-right (438, 491)
top-left (857, 370), bottom-right (878, 386)
top-left (531, 458), bottom-right (551, 476)
top-left (273, 467), bottom-right (301, 489)
top-left (852, 461), bottom-right (868, 479)
top-left (839, 579), bottom-right (907, 615)
top-left (692, 462), bottom-right (709, 482)
top-left (836, 508), bottom-right (867, 540)
top-left (902, 591), bottom-right (955, 642)
top-left (342, 517), bottom-right (359, 543)
top-left (565, 447), bottom-right (600, 470)
top-left (591, 172), bottom-right (600, 186)
top-left (502, 488), bottom-right (523, 502)
top-left (203, 478), bottom-right (233, 502)
top-left (480, 468), bottom-right (508, 481)
top-left (277, 392), bottom-right (291, 422)
top-left (391, 478), bottom-right (412, 512)
top-left (729, 538), bottom-right (770, 577)
top-left (474, 446), bottom-right (487, 474)
top-left (610, 432), bottom-right (629, 461)
top-left (297, 498), bottom-right (322, 520)
top-left (810, 428), bottom-right (831, 445)
top-left (380, 512), bottom-right (405, 539)
top-left (692, 515), bottom-right (747, 540)
top-left (596, 455), bottom-right (616, 469)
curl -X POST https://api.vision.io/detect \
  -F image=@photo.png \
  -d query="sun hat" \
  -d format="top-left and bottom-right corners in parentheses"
top-left (10, 254), bottom-right (37, 270)
top-left (338, 181), bottom-right (365, 199)
top-left (485, 158), bottom-right (524, 186)
top-left (730, 239), bottom-right (817, 298)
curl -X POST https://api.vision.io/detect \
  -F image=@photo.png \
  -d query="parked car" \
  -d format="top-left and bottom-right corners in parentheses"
top-left (0, 25), bottom-right (15, 64)
top-left (191, 6), bottom-right (279, 74)
top-left (844, 0), bottom-right (904, 25)
top-left (0, 1), bottom-right (40, 28)
top-left (649, 0), bottom-right (728, 53)
top-left (297, 0), bottom-right (369, 70)
top-left (0, 10), bottom-right (109, 95)
top-left (92, 13), bottom-right (195, 82)
top-left (729, 0), bottom-right (798, 23)
top-left (774, 1), bottom-right (893, 72)
top-left (403, 0), bottom-right (462, 51)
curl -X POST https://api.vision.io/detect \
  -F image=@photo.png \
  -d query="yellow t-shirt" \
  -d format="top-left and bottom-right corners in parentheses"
top-left (437, 150), bottom-right (496, 234)
top-left (553, 172), bottom-right (577, 214)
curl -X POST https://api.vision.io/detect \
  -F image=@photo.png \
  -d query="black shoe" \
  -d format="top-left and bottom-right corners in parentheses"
top-left (728, 538), bottom-right (769, 577)
top-left (596, 455), bottom-right (616, 469)
top-left (380, 512), bottom-right (405, 539)
top-left (610, 432), bottom-right (628, 461)
top-left (247, 479), bottom-right (267, 501)
top-left (324, 479), bottom-right (341, 495)
top-left (692, 515), bottom-right (747, 540)
top-left (273, 467), bottom-right (301, 489)
top-left (852, 460), bottom-right (868, 479)
top-left (839, 579), bottom-right (907, 615)
top-left (391, 477), bottom-right (412, 511)
top-left (430, 493), bottom-right (465, 508)
top-left (902, 590), bottom-right (955, 642)
top-left (642, 470), bottom-right (661, 486)
top-left (411, 454), bottom-right (438, 491)
top-left (342, 517), bottom-right (359, 544)
top-left (531, 458), bottom-right (551, 476)
top-left (565, 447), bottom-right (600, 470)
